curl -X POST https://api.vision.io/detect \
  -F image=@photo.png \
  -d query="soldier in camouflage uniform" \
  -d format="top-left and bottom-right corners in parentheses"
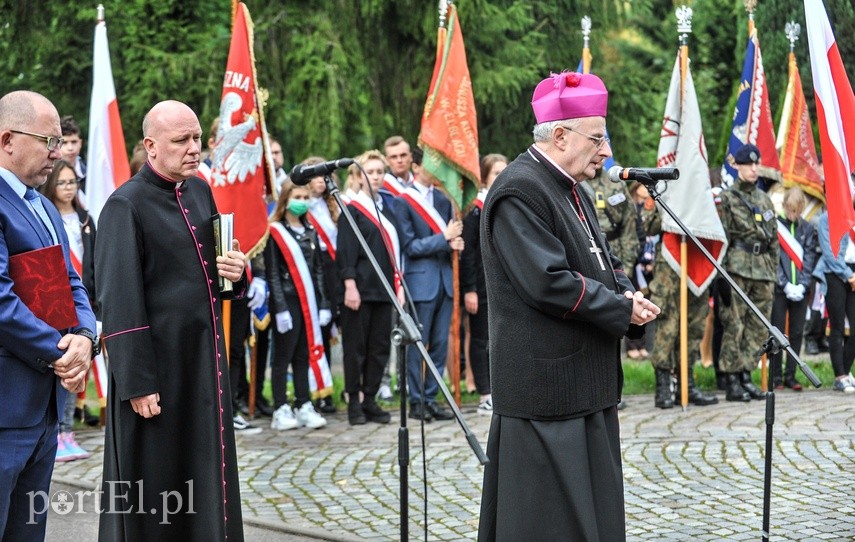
top-left (718, 144), bottom-right (779, 402)
top-left (581, 167), bottom-right (639, 268)
top-left (647, 210), bottom-right (719, 409)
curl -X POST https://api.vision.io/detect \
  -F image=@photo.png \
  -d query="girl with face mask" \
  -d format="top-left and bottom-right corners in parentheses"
top-left (264, 181), bottom-right (333, 431)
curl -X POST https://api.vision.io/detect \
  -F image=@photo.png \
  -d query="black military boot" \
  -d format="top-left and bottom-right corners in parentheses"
top-left (680, 368), bottom-right (719, 406)
top-left (654, 369), bottom-right (674, 409)
top-left (741, 370), bottom-right (766, 400)
top-left (725, 373), bottom-right (751, 402)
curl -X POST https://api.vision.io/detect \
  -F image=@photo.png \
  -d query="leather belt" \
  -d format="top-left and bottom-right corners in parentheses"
top-left (732, 239), bottom-right (770, 255)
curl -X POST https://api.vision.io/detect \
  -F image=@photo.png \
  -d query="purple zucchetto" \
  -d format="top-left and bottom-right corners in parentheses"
top-left (531, 72), bottom-right (608, 124)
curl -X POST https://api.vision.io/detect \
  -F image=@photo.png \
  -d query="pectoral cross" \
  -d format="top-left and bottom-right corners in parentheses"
top-left (589, 237), bottom-right (606, 271)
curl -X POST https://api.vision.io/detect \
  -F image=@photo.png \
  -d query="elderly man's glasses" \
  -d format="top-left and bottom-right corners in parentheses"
top-left (560, 125), bottom-right (610, 149)
top-left (10, 129), bottom-right (65, 152)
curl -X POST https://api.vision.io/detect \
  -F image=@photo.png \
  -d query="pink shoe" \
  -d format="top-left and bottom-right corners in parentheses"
top-left (55, 433), bottom-right (77, 462)
top-left (63, 432), bottom-right (91, 460)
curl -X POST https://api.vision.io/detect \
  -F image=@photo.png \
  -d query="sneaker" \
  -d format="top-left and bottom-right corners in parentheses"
top-left (377, 384), bottom-right (393, 401)
top-left (270, 404), bottom-right (299, 431)
top-left (477, 397), bottom-right (493, 416)
top-left (233, 415), bottom-right (263, 435)
top-left (315, 396), bottom-right (336, 414)
top-left (63, 432), bottom-right (90, 460)
top-left (55, 433), bottom-right (77, 463)
top-left (296, 402), bottom-right (327, 429)
top-left (832, 377), bottom-right (855, 394)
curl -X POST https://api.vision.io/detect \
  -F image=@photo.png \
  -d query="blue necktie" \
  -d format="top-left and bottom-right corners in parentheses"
top-left (24, 187), bottom-right (58, 245)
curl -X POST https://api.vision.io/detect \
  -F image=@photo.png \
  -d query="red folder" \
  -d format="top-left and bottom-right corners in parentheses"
top-left (8, 244), bottom-right (78, 330)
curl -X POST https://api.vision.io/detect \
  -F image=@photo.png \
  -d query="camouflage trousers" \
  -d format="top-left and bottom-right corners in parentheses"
top-left (648, 267), bottom-right (709, 371)
top-left (718, 275), bottom-right (774, 373)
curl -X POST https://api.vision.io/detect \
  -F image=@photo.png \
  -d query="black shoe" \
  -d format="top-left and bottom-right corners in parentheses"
top-left (426, 402), bottom-right (454, 421)
top-left (818, 338), bottom-right (829, 353)
top-left (347, 401), bottom-right (367, 425)
top-left (805, 339), bottom-right (819, 355)
top-left (233, 399), bottom-right (250, 417)
top-left (316, 396), bottom-right (336, 414)
top-left (362, 399), bottom-right (391, 424)
top-left (783, 376), bottom-right (803, 391)
top-left (255, 397), bottom-right (274, 417)
top-left (75, 406), bottom-right (100, 427)
top-left (741, 371), bottom-right (766, 400)
top-left (725, 373), bottom-right (751, 402)
top-left (408, 403), bottom-right (433, 422)
top-left (682, 369), bottom-right (719, 406)
top-left (654, 369), bottom-right (674, 409)
top-left (715, 373), bottom-right (727, 391)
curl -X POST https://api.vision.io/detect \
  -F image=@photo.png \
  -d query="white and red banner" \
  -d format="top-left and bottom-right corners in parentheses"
top-left (85, 13), bottom-right (130, 224)
top-left (400, 186), bottom-right (447, 234)
top-left (804, 0), bottom-right (855, 256)
top-left (209, 3), bottom-right (273, 258)
top-left (777, 219), bottom-right (805, 270)
top-left (656, 54), bottom-right (728, 296)
top-left (268, 222), bottom-right (333, 399)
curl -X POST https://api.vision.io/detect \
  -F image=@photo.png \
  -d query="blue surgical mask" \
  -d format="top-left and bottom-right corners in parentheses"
top-left (287, 199), bottom-right (310, 217)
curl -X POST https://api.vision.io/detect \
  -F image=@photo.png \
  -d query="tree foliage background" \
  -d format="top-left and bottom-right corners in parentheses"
top-left (1, 0), bottom-right (854, 170)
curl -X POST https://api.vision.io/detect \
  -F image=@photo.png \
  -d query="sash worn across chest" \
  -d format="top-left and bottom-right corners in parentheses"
top-left (306, 209), bottom-right (337, 261)
top-left (347, 193), bottom-right (402, 288)
top-left (268, 222), bottom-right (334, 396)
top-left (473, 188), bottom-right (487, 210)
top-left (777, 219), bottom-right (804, 270)
top-left (400, 186), bottom-right (447, 234)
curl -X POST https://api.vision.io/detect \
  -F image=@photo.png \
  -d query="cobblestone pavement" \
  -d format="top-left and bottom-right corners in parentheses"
top-left (54, 389), bottom-right (855, 541)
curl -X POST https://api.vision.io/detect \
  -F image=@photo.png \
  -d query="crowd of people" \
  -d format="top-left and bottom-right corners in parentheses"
top-left (1, 71), bottom-right (852, 540)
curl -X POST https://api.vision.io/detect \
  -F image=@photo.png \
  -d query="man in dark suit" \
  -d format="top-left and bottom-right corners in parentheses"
top-left (0, 90), bottom-right (96, 540)
top-left (394, 149), bottom-right (464, 421)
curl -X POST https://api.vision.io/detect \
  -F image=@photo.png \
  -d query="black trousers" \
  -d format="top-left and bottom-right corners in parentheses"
top-left (228, 298), bottom-right (252, 404)
top-left (272, 295), bottom-right (311, 408)
top-left (340, 301), bottom-right (392, 398)
top-left (468, 303), bottom-right (491, 395)
top-left (825, 273), bottom-right (855, 377)
top-left (770, 289), bottom-right (807, 382)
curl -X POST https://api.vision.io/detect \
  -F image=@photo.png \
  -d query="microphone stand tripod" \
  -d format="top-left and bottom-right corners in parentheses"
top-left (644, 176), bottom-right (821, 542)
top-left (322, 174), bottom-right (489, 542)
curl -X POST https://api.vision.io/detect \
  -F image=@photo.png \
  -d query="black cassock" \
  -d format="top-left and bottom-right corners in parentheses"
top-left (478, 148), bottom-right (633, 542)
top-left (95, 164), bottom-right (244, 541)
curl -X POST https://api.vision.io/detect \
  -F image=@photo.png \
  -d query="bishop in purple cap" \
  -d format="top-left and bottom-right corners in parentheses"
top-left (477, 73), bottom-right (660, 542)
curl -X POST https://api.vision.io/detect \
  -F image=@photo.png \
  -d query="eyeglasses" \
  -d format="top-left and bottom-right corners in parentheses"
top-left (56, 180), bottom-right (80, 188)
top-left (559, 125), bottom-right (610, 150)
top-left (10, 129), bottom-right (65, 152)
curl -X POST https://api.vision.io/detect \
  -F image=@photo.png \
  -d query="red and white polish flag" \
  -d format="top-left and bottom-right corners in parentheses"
top-left (85, 12), bottom-right (130, 224)
top-left (804, 0), bottom-right (855, 255)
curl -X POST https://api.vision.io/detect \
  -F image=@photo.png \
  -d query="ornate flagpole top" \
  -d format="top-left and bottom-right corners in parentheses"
top-left (785, 21), bottom-right (801, 51)
top-left (96, 4), bottom-right (105, 23)
top-left (676, 5), bottom-right (692, 42)
top-left (439, 0), bottom-right (449, 29)
top-left (743, 0), bottom-right (758, 15)
top-left (581, 16), bottom-right (591, 48)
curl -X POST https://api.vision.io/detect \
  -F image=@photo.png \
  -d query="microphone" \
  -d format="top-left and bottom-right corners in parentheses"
top-left (608, 165), bottom-right (679, 184)
top-left (289, 158), bottom-right (354, 185)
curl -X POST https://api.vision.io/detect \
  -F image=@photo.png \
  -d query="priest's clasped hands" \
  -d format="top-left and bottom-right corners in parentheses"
top-left (625, 290), bottom-right (660, 325)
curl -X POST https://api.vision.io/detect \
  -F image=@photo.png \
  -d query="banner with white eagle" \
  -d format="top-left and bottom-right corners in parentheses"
top-left (208, 2), bottom-right (274, 258)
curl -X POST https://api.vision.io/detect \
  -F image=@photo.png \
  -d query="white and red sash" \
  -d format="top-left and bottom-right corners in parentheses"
top-left (400, 186), bottom-right (447, 234)
top-left (268, 222), bottom-right (334, 398)
top-left (307, 199), bottom-right (337, 261)
top-left (777, 219), bottom-right (804, 270)
top-left (473, 188), bottom-right (488, 210)
top-left (382, 172), bottom-right (406, 197)
top-left (348, 192), bottom-right (402, 290)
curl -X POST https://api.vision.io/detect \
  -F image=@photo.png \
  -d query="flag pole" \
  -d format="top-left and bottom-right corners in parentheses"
top-left (745, 0), bottom-right (756, 36)
top-left (439, 0), bottom-right (462, 407)
top-left (676, 6), bottom-right (692, 410)
top-left (581, 16), bottom-right (592, 74)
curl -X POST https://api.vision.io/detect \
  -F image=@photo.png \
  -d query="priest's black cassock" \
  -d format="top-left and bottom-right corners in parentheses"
top-left (95, 163), bottom-right (244, 541)
top-left (478, 146), bottom-right (642, 542)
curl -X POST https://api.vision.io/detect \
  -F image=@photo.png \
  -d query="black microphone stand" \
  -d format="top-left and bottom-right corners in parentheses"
top-left (644, 175), bottom-right (821, 542)
top-left (322, 174), bottom-right (489, 542)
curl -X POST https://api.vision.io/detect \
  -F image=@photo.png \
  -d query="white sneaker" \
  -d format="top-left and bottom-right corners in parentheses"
top-left (295, 401), bottom-right (327, 429)
top-left (377, 384), bottom-right (393, 401)
top-left (233, 415), bottom-right (262, 435)
top-left (270, 405), bottom-right (298, 431)
top-left (477, 397), bottom-right (493, 416)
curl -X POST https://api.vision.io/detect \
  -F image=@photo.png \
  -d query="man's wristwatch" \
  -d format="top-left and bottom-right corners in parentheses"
top-left (75, 328), bottom-right (101, 357)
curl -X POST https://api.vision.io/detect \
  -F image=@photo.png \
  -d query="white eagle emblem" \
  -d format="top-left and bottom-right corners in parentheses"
top-left (211, 91), bottom-right (263, 186)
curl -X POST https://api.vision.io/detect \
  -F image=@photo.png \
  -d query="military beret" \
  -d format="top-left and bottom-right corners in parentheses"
top-left (733, 143), bottom-right (761, 165)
